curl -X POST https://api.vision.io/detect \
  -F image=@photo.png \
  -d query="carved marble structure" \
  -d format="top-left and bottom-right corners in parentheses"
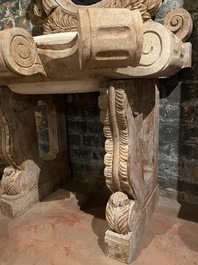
top-left (0, 1), bottom-right (193, 263)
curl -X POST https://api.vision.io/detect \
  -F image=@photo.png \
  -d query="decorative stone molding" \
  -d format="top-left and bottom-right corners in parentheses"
top-left (99, 79), bottom-right (160, 263)
top-left (105, 192), bottom-right (137, 235)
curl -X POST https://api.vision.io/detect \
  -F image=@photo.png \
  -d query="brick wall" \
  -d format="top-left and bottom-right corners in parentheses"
top-left (0, 0), bottom-right (197, 203)
top-left (155, 0), bottom-right (198, 203)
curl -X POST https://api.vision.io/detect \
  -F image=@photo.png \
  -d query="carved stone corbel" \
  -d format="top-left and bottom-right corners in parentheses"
top-left (99, 79), bottom-right (160, 263)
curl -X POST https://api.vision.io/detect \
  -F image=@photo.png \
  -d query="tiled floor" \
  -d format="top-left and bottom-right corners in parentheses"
top-left (0, 187), bottom-right (197, 265)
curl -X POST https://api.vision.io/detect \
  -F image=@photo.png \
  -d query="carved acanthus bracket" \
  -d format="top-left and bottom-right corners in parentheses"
top-left (99, 79), bottom-right (160, 262)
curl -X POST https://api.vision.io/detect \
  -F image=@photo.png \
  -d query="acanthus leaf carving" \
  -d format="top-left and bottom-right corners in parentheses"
top-left (99, 82), bottom-right (137, 199)
top-left (1, 160), bottom-right (40, 196)
top-left (34, 0), bottom-right (163, 34)
top-left (105, 191), bottom-right (138, 234)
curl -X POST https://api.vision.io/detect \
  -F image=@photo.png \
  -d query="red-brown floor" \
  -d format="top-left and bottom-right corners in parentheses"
top-left (0, 188), bottom-right (197, 265)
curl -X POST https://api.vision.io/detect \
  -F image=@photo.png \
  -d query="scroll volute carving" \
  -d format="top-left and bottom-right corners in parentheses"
top-left (77, 8), bottom-right (143, 69)
top-left (164, 7), bottom-right (193, 42)
top-left (0, 28), bottom-right (46, 76)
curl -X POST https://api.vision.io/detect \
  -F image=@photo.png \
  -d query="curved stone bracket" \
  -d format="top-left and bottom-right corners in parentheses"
top-left (99, 79), bottom-right (160, 263)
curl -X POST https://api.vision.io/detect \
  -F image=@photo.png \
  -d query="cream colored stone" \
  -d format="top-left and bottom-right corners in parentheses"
top-left (1, 160), bottom-right (40, 195)
top-left (164, 7), bottom-right (193, 42)
top-left (78, 8), bottom-right (143, 69)
top-left (0, 7), bottom-right (193, 89)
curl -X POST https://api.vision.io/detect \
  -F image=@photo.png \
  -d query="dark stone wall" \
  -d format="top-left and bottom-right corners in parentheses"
top-left (0, 0), bottom-right (197, 202)
top-left (155, 0), bottom-right (198, 203)
top-left (0, 0), bottom-right (43, 35)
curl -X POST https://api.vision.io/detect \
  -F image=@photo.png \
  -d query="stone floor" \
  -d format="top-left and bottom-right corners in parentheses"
top-left (0, 185), bottom-right (197, 265)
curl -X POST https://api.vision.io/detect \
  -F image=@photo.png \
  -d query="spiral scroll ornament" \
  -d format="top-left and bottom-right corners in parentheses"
top-left (0, 28), bottom-right (45, 76)
top-left (164, 8), bottom-right (193, 42)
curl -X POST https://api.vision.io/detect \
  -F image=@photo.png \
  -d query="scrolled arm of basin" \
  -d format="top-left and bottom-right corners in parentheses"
top-left (0, 28), bottom-right (46, 77)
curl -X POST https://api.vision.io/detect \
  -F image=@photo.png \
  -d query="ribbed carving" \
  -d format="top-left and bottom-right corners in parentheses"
top-left (106, 191), bottom-right (131, 234)
top-left (99, 82), bottom-right (137, 198)
top-left (1, 160), bottom-right (40, 195)
top-left (99, 89), bottom-right (117, 192)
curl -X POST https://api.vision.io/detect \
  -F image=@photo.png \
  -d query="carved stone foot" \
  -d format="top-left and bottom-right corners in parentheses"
top-left (105, 187), bottom-right (159, 263)
top-left (99, 79), bottom-right (160, 263)
top-left (0, 87), bottom-right (70, 217)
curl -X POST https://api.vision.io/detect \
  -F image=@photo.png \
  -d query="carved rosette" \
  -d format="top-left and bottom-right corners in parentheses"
top-left (0, 28), bottom-right (45, 76)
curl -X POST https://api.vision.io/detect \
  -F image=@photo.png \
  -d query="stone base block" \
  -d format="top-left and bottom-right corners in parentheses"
top-left (0, 186), bottom-right (39, 218)
top-left (105, 185), bottom-right (159, 264)
top-left (105, 231), bottom-right (134, 264)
